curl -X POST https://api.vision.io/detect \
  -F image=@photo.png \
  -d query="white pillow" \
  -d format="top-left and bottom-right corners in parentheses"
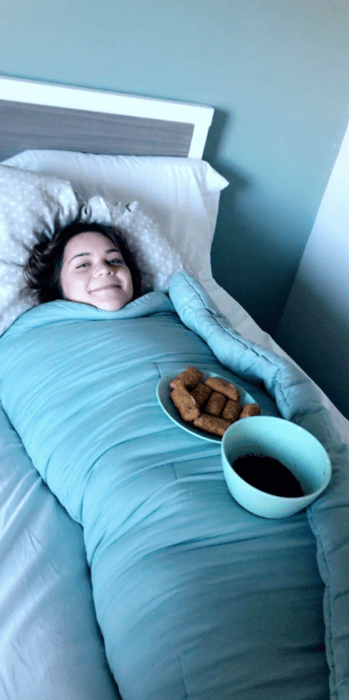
top-left (4, 152), bottom-right (229, 283)
top-left (0, 164), bottom-right (188, 336)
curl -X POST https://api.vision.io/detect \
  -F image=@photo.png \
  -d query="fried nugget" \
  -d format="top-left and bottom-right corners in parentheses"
top-left (190, 383), bottom-right (212, 410)
top-left (170, 366), bottom-right (203, 390)
top-left (170, 386), bottom-right (200, 422)
top-left (204, 377), bottom-right (239, 401)
top-left (239, 403), bottom-right (261, 419)
top-left (193, 414), bottom-right (232, 437)
top-left (221, 399), bottom-right (242, 422)
top-left (204, 391), bottom-right (226, 417)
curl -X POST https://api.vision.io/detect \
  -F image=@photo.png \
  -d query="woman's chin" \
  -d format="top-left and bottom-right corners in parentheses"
top-left (64, 290), bottom-right (133, 311)
top-left (96, 301), bottom-right (129, 311)
top-left (86, 288), bottom-right (133, 311)
top-left (91, 294), bottom-right (133, 312)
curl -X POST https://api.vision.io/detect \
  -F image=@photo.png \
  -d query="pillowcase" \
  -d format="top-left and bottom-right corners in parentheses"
top-left (4, 152), bottom-right (229, 283)
top-left (78, 195), bottom-right (186, 293)
top-left (0, 165), bottom-right (78, 335)
top-left (0, 164), bottom-right (188, 336)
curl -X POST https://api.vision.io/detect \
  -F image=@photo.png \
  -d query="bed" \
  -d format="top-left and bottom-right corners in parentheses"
top-left (0, 76), bottom-right (348, 700)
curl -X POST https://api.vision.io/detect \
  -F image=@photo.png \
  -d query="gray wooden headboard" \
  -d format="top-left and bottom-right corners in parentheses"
top-left (0, 77), bottom-right (214, 161)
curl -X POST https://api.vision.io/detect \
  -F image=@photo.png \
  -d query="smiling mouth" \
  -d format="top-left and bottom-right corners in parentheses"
top-left (90, 285), bottom-right (121, 292)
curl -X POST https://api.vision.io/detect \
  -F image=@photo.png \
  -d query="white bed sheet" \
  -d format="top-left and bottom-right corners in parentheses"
top-left (204, 277), bottom-right (349, 447)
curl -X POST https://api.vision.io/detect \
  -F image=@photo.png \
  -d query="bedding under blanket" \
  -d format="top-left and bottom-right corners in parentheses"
top-left (0, 271), bottom-right (348, 700)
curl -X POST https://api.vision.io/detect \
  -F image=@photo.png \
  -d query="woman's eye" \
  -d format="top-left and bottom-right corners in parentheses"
top-left (76, 258), bottom-right (123, 269)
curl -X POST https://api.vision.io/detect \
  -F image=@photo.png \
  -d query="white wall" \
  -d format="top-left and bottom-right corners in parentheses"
top-left (276, 114), bottom-right (349, 420)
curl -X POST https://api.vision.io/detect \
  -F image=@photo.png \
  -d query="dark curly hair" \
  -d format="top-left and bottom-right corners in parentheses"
top-left (24, 221), bottom-right (142, 304)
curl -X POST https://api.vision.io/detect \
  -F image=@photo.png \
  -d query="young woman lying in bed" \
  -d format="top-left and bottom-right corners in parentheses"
top-left (24, 221), bottom-right (141, 310)
top-left (1, 207), bottom-right (348, 700)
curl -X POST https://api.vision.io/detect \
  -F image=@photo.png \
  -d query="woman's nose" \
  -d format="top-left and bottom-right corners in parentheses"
top-left (95, 261), bottom-right (113, 276)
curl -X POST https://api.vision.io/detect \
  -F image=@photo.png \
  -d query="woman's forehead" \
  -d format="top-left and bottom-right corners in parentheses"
top-left (63, 231), bottom-right (120, 259)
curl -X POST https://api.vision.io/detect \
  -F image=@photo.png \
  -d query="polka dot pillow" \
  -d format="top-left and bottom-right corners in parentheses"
top-left (0, 165), bottom-right (79, 335)
top-left (78, 195), bottom-right (187, 294)
top-left (0, 165), bottom-right (188, 336)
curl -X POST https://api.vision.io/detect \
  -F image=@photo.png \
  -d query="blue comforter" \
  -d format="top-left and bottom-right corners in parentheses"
top-left (0, 271), bottom-right (348, 700)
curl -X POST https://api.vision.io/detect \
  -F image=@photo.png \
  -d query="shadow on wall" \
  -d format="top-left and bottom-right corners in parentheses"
top-left (202, 108), bottom-right (299, 336)
top-left (276, 271), bottom-right (349, 421)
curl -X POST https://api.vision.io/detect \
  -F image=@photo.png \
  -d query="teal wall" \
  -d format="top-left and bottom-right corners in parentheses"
top-left (1, 0), bottom-right (349, 334)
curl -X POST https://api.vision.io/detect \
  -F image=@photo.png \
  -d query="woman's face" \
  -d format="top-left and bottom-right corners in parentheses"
top-left (60, 231), bottom-right (134, 311)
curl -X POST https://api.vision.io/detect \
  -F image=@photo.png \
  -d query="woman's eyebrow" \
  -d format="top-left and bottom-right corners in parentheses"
top-left (69, 248), bottom-right (120, 263)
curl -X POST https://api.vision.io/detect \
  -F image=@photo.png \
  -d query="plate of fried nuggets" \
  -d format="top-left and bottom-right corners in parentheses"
top-left (156, 366), bottom-right (261, 442)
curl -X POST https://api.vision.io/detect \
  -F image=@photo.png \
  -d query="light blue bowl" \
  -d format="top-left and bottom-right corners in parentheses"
top-left (221, 416), bottom-right (332, 519)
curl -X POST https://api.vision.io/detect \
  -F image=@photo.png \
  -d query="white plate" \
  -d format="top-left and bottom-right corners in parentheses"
top-left (156, 370), bottom-right (259, 443)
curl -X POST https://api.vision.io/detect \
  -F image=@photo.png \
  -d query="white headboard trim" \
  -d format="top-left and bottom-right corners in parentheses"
top-left (0, 76), bottom-right (214, 158)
